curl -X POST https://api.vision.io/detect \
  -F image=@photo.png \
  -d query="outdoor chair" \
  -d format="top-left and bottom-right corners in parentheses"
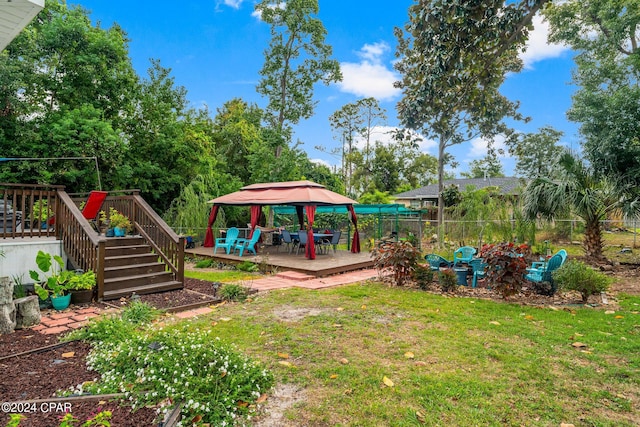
top-left (453, 246), bottom-right (476, 266)
top-left (425, 254), bottom-right (453, 271)
top-left (468, 258), bottom-right (488, 288)
top-left (214, 227), bottom-right (239, 254)
top-left (320, 230), bottom-right (341, 254)
top-left (524, 251), bottom-right (566, 293)
top-left (82, 190), bottom-right (108, 232)
top-left (530, 249), bottom-right (567, 271)
top-left (280, 229), bottom-right (295, 253)
top-left (234, 228), bottom-right (261, 257)
top-left (295, 230), bottom-right (308, 255)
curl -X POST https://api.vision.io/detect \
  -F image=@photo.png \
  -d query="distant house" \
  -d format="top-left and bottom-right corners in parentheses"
top-left (393, 177), bottom-right (526, 209)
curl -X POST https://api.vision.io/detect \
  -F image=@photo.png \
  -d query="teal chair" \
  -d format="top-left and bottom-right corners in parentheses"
top-left (214, 227), bottom-right (239, 254)
top-left (530, 249), bottom-right (567, 271)
top-left (453, 246), bottom-right (476, 266)
top-left (468, 258), bottom-right (488, 288)
top-left (525, 251), bottom-right (566, 293)
top-left (234, 228), bottom-right (261, 256)
top-left (425, 254), bottom-right (452, 271)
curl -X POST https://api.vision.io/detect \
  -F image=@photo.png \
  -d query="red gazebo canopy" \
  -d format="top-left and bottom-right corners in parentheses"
top-left (203, 180), bottom-right (360, 258)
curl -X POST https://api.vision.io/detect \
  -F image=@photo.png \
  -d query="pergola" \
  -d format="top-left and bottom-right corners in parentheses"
top-left (203, 180), bottom-right (360, 260)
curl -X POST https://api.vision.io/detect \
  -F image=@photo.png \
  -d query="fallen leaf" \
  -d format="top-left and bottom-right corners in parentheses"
top-left (336, 307), bottom-right (344, 311)
top-left (344, 389), bottom-right (353, 395)
top-left (361, 304), bottom-right (367, 310)
top-left (278, 361), bottom-right (295, 368)
top-left (98, 400), bottom-right (106, 405)
top-left (524, 315), bottom-right (534, 320)
top-left (572, 342), bottom-right (587, 348)
top-left (237, 401), bottom-right (248, 408)
top-left (330, 374), bottom-right (338, 379)
top-left (416, 410), bottom-right (426, 424)
top-left (339, 358), bottom-right (349, 365)
top-left (614, 315), bottom-right (624, 319)
top-left (404, 351), bottom-right (415, 359)
top-left (332, 324), bottom-right (343, 328)
top-left (191, 415), bottom-right (203, 423)
top-left (220, 317), bottom-right (232, 322)
top-left (382, 376), bottom-right (394, 387)
top-left (605, 310), bottom-right (615, 315)
top-left (220, 371), bottom-right (227, 378)
top-left (560, 423), bottom-right (576, 427)
top-left (62, 352), bottom-right (75, 358)
top-left (256, 393), bottom-right (268, 404)
top-left (489, 321), bottom-right (501, 326)
top-left (210, 321), bottom-right (218, 327)
top-left (414, 361), bottom-right (428, 367)
top-left (277, 352), bottom-right (289, 359)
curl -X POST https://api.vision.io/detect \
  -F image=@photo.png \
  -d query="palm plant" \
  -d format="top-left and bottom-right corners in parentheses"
top-left (522, 152), bottom-right (625, 259)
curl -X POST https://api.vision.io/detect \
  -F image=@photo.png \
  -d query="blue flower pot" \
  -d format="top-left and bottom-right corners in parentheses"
top-left (114, 227), bottom-right (126, 237)
top-left (50, 293), bottom-right (71, 311)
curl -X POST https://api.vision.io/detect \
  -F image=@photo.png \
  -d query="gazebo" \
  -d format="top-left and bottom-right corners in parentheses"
top-left (203, 181), bottom-right (360, 260)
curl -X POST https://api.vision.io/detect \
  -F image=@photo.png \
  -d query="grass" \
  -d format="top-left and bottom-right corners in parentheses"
top-left (184, 269), bottom-right (258, 282)
top-left (175, 282), bottom-right (640, 426)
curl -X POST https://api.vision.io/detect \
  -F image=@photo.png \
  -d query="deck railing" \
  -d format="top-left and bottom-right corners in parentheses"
top-left (1, 184), bottom-right (184, 299)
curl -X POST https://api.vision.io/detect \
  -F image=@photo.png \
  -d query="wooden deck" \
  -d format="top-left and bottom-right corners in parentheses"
top-left (185, 244), bottom-right (374, 277)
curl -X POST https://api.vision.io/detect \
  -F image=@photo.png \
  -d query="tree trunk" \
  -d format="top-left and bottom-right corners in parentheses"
top-left (437, 134), bottom-right (446, 248)
top-left (584, 221), bottom-right (603, 259)
top-left (14, 295), bottom-right (41, 329)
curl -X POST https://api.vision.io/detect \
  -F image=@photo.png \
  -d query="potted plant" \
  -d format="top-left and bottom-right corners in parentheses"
top-left (108, 207), bottom-right (131, 237)
top-left (31, 199), bottom-right (53, 229)
top-left (68, 270), bottom-right (96, 304)
top-left (29, 250), bottom-right (75, 310)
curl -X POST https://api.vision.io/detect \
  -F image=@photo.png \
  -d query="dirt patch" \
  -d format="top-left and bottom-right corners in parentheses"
top-left (273, 306), bottom-right (327, 322)
top-left (253, 384), bottom-right (306, 427)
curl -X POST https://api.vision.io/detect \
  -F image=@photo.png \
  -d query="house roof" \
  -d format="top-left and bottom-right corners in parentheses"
top-left (0, 0), bottom-right (44, 51)
top-left (394, 177), bottom-right (526, 200)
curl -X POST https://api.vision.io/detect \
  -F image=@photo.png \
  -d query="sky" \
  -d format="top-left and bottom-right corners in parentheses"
top-left (72, 0), bottom-right (579, 178)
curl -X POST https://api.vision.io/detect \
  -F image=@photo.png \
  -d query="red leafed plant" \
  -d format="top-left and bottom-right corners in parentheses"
top-left (371, 241), bottom-right (421, 287)
top-left (480, 242), bottom-right (531, 298)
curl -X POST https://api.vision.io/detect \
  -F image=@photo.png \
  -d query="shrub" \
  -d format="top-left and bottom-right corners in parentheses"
top-left (82, 327), bottom-right (273, 426)
top-left (121, 301), bottom-right (159, 324)
top-left (219, 283), bottom-right (248, 301)
top-left (195, 258), bottom-right (214, 268)
top-left (371, 241), bottom-right (421, 286)
top-left (236, 260), bottom-right (259, 272)
top-left (438, 268), bottom-right (458, 292)
top-left (480, 242), bottom-right (531, 298)
top-left (553, 260), bottom-right (613, 303)
top-left (413, 264), bottom-right (434, 290)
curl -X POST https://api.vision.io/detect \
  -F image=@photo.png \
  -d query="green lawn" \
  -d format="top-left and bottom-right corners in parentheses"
top-left (177, 282), bottom-right (640, 426)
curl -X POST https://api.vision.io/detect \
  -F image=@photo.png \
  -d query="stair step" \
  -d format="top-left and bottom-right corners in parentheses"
top-left (104, 236), bottom-right (145, 247)
top-left (104, 253), bottom-right (159, 267)
top-left (104, 271), bottom-right (175, 291)
top-left (102, 280), bottom-right (183, 300)
top-left (105, 244), bottom-right (153, 256)
top-left (104, 262), bottom-right (166, 279)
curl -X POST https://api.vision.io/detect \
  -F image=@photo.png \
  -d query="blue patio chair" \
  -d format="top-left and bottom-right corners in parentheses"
top-left (280, 229), bottom-right (295, 253)
top-left (469, 258), bottom-right (488, 288)
top-left (424, 254), bottom-right (453, 271)
top-left (453, 246), bottom-right (476, 266)
top-left (234, 228), bottom-right (261, 257)
top-left (214, 227), bottom-right (239, 254)
top-left (529, 249), bottom-right (567, 272)
top-left (295, 230), bottom-right (308, 255)
top-left (319, 230), bottom-right (341, 254)
top-left (524, 251), bottom-right (566, 293)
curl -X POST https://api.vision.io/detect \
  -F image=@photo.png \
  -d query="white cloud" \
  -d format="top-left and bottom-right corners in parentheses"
top-left (251, 1), bottom-right (285, 20)
top-left (337, 42), bottom-right (401, 101)
top-left (466, 135), bottom-right (509, 159)
top-left (353, 126), bottom-right (437, 154)
top-left (310, 158), bottom-right (331, 168)
top-left (520, 14), bottom-right (570, 69)
top-left (217, 0), bottom-right (244, 9)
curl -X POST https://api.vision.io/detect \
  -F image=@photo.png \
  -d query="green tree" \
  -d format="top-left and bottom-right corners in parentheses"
top-left (327, 102), bottom-right (363, 196)
top-left (461, 151), bottom-right (505, 179)
top-left (545, 0), bottom-right (640, 193)
top-left (255, 0), bottom-right (341, 139)
top-left (509, 126), bottom-right (564, 179)
top-left (394, 0), bottom-right (538, 233)
top-left (522, 152), bottom-right (625, 259)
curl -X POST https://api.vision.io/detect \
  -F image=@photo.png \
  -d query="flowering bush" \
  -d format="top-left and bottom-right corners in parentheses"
top-left (82, 327), bottom-right (273, 426)
top-left (480, 242), bottom-right (531, 298)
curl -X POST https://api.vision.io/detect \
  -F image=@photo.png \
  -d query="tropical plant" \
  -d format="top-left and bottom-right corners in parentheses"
top-left (371, 241), bottom-right (421, 287)
top-left (522, 152), bottom-right (623, 259)
top-left (30, 199), bottom-right (53, 223)
top-left (107, 207), bottom-right (131, 230)
top-left (552, 259), bottom-right (613, 303)
top-left (480, 242), bottom-right (531, 299)
top-left (29, 251), bottom-right (76, 299)
top-left (66, 270), bottom-right (96, 291)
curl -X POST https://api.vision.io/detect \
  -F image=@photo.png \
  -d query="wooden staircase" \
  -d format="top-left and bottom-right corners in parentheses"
top-left (102, 236), bottom-right (182, 300)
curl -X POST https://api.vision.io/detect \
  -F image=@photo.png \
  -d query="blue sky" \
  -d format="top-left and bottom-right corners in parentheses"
top-left (73, 0), bottom-right (578, 177)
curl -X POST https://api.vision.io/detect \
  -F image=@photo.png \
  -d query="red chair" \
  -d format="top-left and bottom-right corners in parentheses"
top-left (82, 190), bottom-right (108, 221)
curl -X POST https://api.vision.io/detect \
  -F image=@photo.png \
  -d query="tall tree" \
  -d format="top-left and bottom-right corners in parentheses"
top-left (255, 0), bottom-right (341, 142)
top-left (509, 126), bottom-right (565, 179)
top-left (461, 151), bottom-right (506, 179)
top-left (545, 0), bottom-right (640, 193)
top-left (356, 97), bottom-right (387, 185)
top-left (328, 102), bottom-right (363, 196)
top-left (394, 0), bottom-right (540, 234)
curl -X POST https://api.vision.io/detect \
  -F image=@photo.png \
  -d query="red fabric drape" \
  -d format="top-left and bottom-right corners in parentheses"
top-left (249, 205), bottom-right (261, 238)
top-left (305, 205), bottom-right (316, 259)
top-left (348, 205), bottom-right (360, 253)
top-left (203, 205), bottom-right (219, 247)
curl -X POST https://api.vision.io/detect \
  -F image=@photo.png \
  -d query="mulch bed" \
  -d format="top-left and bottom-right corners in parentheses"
top-left (0, 277), bottom-right (221, 427)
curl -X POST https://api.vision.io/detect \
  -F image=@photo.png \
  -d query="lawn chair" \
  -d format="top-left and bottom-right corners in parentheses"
top-left (469, 258), bottom-right (488, 288)
top-left (295, 230), bottom-right (308, 255)
top-left (82, 190), bottom-right (108, 232)
top-left (214, 227), bottom-right (239, 254)
top-left (453, 246), bottom-right (476, 266)
top-left (529, 249), bottom-right (567, 272)
top-left (425, 254), bottom-right (453, 271)
top-left (320, 230), bottom-right (341, 254)
top-left (525, 251), bottom-right (566, 293)
top-left (234, 228), bottom-right (261, 256)
top-left (281, 229), bottom-right (295, 253)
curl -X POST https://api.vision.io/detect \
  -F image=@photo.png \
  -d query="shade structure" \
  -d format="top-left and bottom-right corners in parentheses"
top-left (208, 180), bottom-right (357, 206)
top-left (204, 180), bottom-right (361, 258)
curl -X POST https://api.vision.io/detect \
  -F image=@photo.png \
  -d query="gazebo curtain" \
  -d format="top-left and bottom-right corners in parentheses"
top-left (249, 205), bottom-right (261, 238)
top-left (348, 205), bottom-right (360, 253)
top-left (305, 205), bottom-right (316, 260)
top-left (203, 205), bottom-right (219, 247)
